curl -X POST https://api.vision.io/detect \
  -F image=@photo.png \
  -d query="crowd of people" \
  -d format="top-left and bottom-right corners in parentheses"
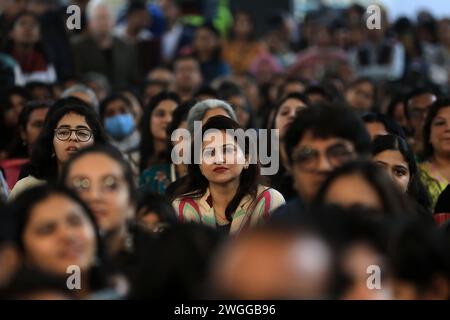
top-left (0, 0), bottom-right (449, 300)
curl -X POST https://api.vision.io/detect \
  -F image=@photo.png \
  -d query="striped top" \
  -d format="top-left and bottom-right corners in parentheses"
top-left (172, 185), bottom-right (285, 235)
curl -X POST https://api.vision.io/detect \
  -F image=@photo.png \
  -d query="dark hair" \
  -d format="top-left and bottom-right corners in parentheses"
top-left (8, 184), bottom-right (109, 291)
top-left (277, 77), bottom-right (309, 100)
top-left (165, 99), bottom-right (195, 160)
top-left (128, 223), bottom-right (223, 299)
top-left (217, 81), bottom-right (255, 129)
top-left (171, 115), bottom-right (260, 222)
top-left (3, 11), bottom-right (43, 53)
top-left (60, 144), bottom-right (137, 204)
top-left (99, 93), bottom-right (133, 122)
top-left (423, 98), bottom-right (450, 159)
top-left (346, 77), bottom-right (377, 111)
top-left (0, 268), bottom-right (76, 299)
top-left (361, 112), bottom-right (406, 138)
top-left (229, 9), bottom-right (256, 41)
top-left (389, 220), bottom-right (449, 298)
top-left (194, 86), bottom-right (218, 99)
top-left (194, 22), bottom-right (222, 61)
top-left (125, 1), bottom-right (147, 17)
top-left (271, 92), bottom-right (309, 130)
top-left (136, 191), bottom-right (177, 224)
top-left (404, 87), bottom-right (438, 109)
top-left (315, 160), bottom-right (422, 218)
top-left (139, 91), bottom-right (180, 172)
top-left (284, 102), bottom-right (371, 165)
top-left (8, 101), bottom-right (51, 158)
top-left (304, 85), bottom-right (332, 101)
top-left (386, 93), bottom-right (407, 120)
top-left (372, 134), bottom-right (432, 211)
top-left (172, 54), bottom-right (200, 71)
top-left (28, 97), bottom-right (108, 181)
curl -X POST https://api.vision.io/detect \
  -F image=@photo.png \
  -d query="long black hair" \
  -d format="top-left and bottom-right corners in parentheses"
top-left (372, 134), bottom-right (432, 212)
top-left (171, 115), bottom-right (261, 222)
top-left (28, 97), bottom-right (108, 182)
top-left (8, 184), bottom-right (110, 292)
top-left (139, 91), bottom-right (180, 173)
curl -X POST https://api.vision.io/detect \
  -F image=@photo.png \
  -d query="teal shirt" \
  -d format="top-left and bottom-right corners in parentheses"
top-left (139, 164), bottom-right (178, 194)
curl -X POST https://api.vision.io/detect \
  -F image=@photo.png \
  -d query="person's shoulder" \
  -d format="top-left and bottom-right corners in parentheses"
top-left (8, 176), bottom-right (46, 202)
top-left (270, 197), bottom-right (306, 224)
top-left (256, 186), bottom-right (286, 203)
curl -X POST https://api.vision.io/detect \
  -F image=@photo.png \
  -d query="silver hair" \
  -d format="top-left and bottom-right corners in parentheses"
top-left (187, 99), bottom-right (237, 134)
top-left (61, 84), bottom-right (99, 113)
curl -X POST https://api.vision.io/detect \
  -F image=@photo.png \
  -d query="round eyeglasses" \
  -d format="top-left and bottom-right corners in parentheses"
top-left (292, 142), bottom-right (356, 172)
top-left (54, 127), bottom-right (93, 142)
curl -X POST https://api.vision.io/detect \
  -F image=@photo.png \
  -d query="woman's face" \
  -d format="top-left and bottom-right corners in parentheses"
top-left (228, 95), bottom-right (250, 128)
top-left (65, 153), bottom-right (134, 235)
top-left (373, 150), bottom-right (410, 193)
top-left (234, 12), bottom-right (252, 38)
top-left (4, 94), bottom-right (27, 127)
top-left (53, 113), bottom-right (95, 165)
top-left (345, 82), bottom-right (374, 111)
top-left (323, 174), bottom-right (382, 210)
top-left (151, 99), bottom-right (177, 141)
top-left (103, 99), bottom-right (132, 118)
top-left (194, 27), bottom-right (218, 55)
top-left (199, 130), bottom-right (246, 185)
top-left (430, 106), bottom-right (450, 156)
top-left (10, 14), bottom-right (40, 45)
top-left (22, 107), bottom-right (48, 148)
top-left (22, 194), bottom-right (96, 276)
top-left (275, 98), bottom-right (307, 138)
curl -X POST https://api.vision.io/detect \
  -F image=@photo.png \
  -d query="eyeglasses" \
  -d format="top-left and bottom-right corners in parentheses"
top-left (54, 127), bottom-right (93, 142)
top-left (70, 175), bottom-right (124, 193)
top-left (292, 142), bottom-right (355, 172)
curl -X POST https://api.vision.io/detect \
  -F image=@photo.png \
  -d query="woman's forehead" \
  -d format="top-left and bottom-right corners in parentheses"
top-left (202, 130), bottom-right (236, 147)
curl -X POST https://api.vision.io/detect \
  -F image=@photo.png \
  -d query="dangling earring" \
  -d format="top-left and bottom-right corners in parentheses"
top-left (124, 232), bottom-right (134, 253)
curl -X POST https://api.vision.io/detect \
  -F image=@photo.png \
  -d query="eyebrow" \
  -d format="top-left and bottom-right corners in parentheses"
top-left (57, 125), bottom-right (91, 129)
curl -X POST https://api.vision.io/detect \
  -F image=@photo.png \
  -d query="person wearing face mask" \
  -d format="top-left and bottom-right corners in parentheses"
top-left (100, 94), bottom-right (140, 180)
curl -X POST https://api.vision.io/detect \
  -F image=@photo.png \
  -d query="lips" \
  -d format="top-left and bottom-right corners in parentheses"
top-left (66, 146), bottom-right (79, 154)
top-left (213, 166), bottom-right (229, 173)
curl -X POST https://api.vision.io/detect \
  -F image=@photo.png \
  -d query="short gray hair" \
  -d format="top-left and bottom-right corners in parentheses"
top-left (61, 84), bottom-right (99, 113)
top-left (187, 99), bottom-right (237, 134)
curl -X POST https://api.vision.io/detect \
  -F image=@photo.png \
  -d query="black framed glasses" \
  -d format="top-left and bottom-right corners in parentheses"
top-left (54, 127), bottom-right (93, 142)
top-left (292, 142), bottom-right (355, 172)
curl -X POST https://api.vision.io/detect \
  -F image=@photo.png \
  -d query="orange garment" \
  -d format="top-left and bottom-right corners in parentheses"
top-left (223, 40), bottom-right (266, 74)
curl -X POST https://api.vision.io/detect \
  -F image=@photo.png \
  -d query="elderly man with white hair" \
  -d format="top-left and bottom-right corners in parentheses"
top-left (71, 0), bottom-right (139, 91)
